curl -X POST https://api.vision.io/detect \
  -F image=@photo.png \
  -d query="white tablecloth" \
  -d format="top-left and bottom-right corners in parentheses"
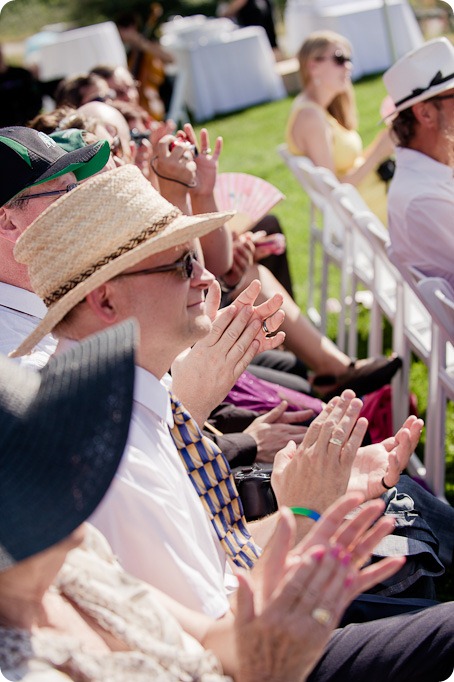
top-left (27, 22), bottom-right (126, 82)
top-left (161, 15), bottom-right (236, 42)
top-left (285, 0), bottom-right (423, 79)
top-left (163, 24), bottom-right (286, 122)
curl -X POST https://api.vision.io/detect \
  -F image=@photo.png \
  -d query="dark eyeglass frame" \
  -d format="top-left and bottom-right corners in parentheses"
top-left (317, 49), bottom-right (352, 67)
top-left (114, 252), bottom-right (197, 281)
top-left (430, 93), bottom-right (454, 102)
top-left (13, 183), bottom-right (80, 202)
top-left (130, 128), bottom-right (151, 146)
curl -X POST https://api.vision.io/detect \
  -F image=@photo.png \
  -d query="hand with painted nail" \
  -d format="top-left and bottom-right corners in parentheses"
top-left (152, 134), bottom-right (197, 210)
top-left (236, 493), bottom-right (404, 682)
top-left (271, 390), bottom-right (368, 520)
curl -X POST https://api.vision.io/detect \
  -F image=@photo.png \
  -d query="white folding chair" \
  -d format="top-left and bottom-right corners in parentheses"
top-left (350, 215), bottom-right (407, 413)
top-left (277, 145), bottom-right (348, 348)
top-left (415, 277), bottom-right (454, 498)
top-left (387, 252), bottom-right (454, 497)
top-left (329, 184), bottom-right (380, 359)
top-left (417, 278), bottom-right (454, 339)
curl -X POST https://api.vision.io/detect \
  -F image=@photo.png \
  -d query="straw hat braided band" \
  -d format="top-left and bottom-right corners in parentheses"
top-left (11, 164), bottom-right (233, 357)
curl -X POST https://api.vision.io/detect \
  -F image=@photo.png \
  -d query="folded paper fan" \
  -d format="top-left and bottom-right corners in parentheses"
top-left (214, 173), bottom-right (285, 233)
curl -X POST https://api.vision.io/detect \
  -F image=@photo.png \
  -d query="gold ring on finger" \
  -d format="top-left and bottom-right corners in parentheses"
top-left (311, 607), bottom-right (332, 626)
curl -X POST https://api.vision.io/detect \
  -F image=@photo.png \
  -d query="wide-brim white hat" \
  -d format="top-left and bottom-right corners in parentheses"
top-left (11, 165), bottom-right (233, 358)
top-left (383, 37), bottom-right (454, 115)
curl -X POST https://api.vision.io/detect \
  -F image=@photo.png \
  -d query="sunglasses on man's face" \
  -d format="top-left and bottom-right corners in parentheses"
top-left (431, 93), bottom-right (454, 103)
top-left (317, 50), bottom-right (352, 67)
top-left (130, 128), bottom-right (151, 147)
top-left (115, 252), bottom-right (198, 281)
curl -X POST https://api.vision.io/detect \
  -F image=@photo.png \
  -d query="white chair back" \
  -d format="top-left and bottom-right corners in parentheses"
top-left (277, 145), bottom-right (347, 347)
top-left (387, 252), bottom-right (454, 498)
top-left (417, 278), bottom-right (454, 341)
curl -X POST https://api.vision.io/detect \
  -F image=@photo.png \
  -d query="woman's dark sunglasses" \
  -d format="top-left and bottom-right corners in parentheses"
top-left (114, 252), bottom-right (197, 281)
top-left (318, 50), bottom-right (352, 67)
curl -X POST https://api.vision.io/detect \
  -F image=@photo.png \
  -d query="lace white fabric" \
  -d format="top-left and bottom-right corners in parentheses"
top-left (0, 527), bottom-right (231, 682)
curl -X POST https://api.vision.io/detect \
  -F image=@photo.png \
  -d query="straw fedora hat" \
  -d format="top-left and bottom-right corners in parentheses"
top-left (11, 164), bottom-right (233, 358)
top-left (0, 320), bottom-right (136, 570)
top-left (383, 37), bottom-right (454, 115)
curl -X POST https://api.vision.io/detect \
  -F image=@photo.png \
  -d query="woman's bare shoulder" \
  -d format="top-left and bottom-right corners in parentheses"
top-left (292, 96), bottom-right (326, 118)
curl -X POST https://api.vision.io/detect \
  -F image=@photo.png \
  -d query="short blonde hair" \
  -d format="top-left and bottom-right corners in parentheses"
top-left (297, 31), bottom-right (357, 131)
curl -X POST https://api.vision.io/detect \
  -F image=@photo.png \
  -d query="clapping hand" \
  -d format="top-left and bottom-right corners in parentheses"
top-left (236, 493), bottom-right (404, 682)
top-left (271, 390), bottom-right (368, 516)
top-left (349, 415), bottom-right (424, 499)
top-left (171, 279), bottom-right (285, 426)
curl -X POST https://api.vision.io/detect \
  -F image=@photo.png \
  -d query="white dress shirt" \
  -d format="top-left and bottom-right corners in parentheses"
top-left (0, 282), bottom-right (56, 368)
top-left (90, 366), bottom-right (231, 618)
top-left (388, 147), bottom-right (454, 288)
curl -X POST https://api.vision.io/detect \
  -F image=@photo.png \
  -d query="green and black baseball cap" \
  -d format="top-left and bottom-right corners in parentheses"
top-left (0, 126), bottom-right (110, 207)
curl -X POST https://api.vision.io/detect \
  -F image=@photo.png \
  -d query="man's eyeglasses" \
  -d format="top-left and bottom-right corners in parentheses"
top-left (115, 252), bottom-right (198, 281)
top-left (317, 50), bottom-right (352, 67)
top-left (14, 183), bottom-right (80, 202)
top-left (130, 128), bottom-right (151, 147)
top-left (431, 93), bottom-right (454, 103)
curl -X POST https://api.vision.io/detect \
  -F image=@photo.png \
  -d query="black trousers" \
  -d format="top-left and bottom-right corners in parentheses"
top-left (308, 602), bottom-right (454, 682)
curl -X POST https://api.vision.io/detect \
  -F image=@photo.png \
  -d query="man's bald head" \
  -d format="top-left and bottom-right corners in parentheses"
top-left (78, 102), bottom-right (133, 165)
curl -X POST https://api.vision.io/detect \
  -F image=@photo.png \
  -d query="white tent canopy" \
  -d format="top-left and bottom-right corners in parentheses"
top-left (284, 0), bottom-right (423, 79)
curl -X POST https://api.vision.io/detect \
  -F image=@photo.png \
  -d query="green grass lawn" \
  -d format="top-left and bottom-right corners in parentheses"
top-left (194, 75), bottom-right (454, 504)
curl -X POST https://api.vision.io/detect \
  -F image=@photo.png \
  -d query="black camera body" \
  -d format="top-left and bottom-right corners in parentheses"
top-left (233, 464), bottom-right (277, 521)
top-left (376, 157), bottom-right (396, 182)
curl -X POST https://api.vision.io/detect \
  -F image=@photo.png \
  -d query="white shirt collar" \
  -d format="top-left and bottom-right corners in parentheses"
top-left (396, 147), bottom-right (454, 181)
top-left (133, 366), bottom-right (174, 427)
top-left (0, 282), bottom-right (48, 319)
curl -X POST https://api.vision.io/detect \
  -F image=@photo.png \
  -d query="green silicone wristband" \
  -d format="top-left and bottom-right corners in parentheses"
top-left (289, 507), bottom-right (321, 521)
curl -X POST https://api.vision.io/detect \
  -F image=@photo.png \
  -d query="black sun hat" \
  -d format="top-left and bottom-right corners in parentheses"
top-left (0, 319), bottom-right (137, 572)
top-left (0, 126), bottom-right (110, 207)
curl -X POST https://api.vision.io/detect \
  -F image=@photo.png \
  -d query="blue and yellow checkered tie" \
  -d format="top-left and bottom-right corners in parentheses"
top-left (170, 392), bottom-right (261, 569)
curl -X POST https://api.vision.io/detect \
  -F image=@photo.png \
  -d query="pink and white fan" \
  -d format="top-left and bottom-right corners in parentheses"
top-left (214, 173), bottom-right (285, 233)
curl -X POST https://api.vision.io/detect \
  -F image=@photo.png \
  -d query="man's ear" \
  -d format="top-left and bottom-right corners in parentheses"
top-left (0, 216), bottom-right (21, 244)
top-left (84, 283), bottom-right (120, 323)
top-left (412, 100), bottom-right (439, 130)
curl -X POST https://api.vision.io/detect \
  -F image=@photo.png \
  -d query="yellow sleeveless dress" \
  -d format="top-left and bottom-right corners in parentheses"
top-left (285, 98), bottom-right (388, 225)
